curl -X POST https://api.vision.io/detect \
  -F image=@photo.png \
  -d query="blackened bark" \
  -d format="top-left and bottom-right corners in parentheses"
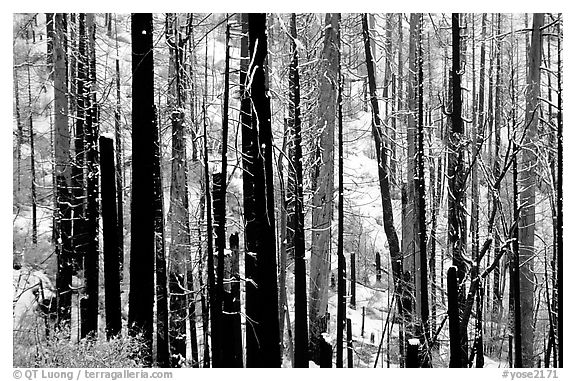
top-left (15, 67), bottom-right (23, 194)
top-left (187, 267), bottom-right (199, 367)
top-left (243, 13), bottom-right (281, 367)
top-left (227, 233), bottom-right (243, 367)
top-left (288, 13), bottom-right (309, 368)
top-left (53, 12), bottom-right (73, 327)
top-left (448, 266), bottom-right (463, 367)
top-left (81, 14), bottom-right (100, 340)
top-left (203, 101), bottom-right (219, 367)
top-left (375, 252), bottom-right (382, 282)
top-left (350, 252), bottom-right (356, 308)
top-left (152, 107), bottom-right (170, 367)
top-left (239, 13), bottom-right (257, 367)
top-left (46, 13), bottom-right (54, 71)
top-left (362, 13), bottom-right (401, 297)
top-left (99, 136), bottom-right (121, 339)
top-left (416, 14), bottom-right (429, 351)
top-left (556, 15), bottom-right (563, 368)
top-left (346, 318), bottom-right (353, 368)
top-left (362, 13), bottom-right (404, 363)
top-left (114, 54), bottom-right (124, 276)
top-left (72, 13), bottom-right (87, 274)
top-left (336, 42), bottom-right (345, 368)
top-left (128, 13), bottom-right (155, 364)
top-left (449, 13), bottom-right (468, 365)
top-left (26, 60), bottom-right (37, 245)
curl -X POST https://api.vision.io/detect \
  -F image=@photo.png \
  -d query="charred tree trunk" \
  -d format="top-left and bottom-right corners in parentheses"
top-left (128, 13), bottom-right (156, 364)
top-left (415, 14), bottom-right (430, 355)
top-left (81, 13), bottom-right (100, 340)
top-left (14, 67), bottom-right (23, 195)
top-left (288, 13), bottom-right (309, 369)
top-left (350, 252), bottom-right (356, 308)
top-left (242, 13), bottom-right (281, 367)
top-left (346, 318), bottom-right (353, 368)
top-left (99, 136), bottom-right (121, 339)
top-left (46, 13), bottom-right (54, 71)
top-left (336, 42), bottom-right (345, 368)
top-left (227, 233), bottom-right (243, 366)
top-left (26, 58), bottom-right (37, 245)
top-left (556, 15), bottom-right (563, 368)
top-left (52, 12), bottom-right (73, 328)
top-left (153, 105), bottom-right (169, 368)
top-left (448, 13), bottom-right (468, 366)
top-left (309, 13), bottom-right (339, 364)
top-left (72, 13), bottom-right (87, 274)
top-left (448, 266), bottom-right (463, 368)
top-left (114, 17), bottom-right (124, 276)
top-left (362, 12), bottom-right (403, 363)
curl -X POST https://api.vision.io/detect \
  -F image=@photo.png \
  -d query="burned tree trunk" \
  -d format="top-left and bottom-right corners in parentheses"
top-left (243, 13), bottom-right (281, 367)
top-left (81, 13), bottom-right (99, 339)
top-left (128, 13), bottom-right (156, 364)
top-left (52, 12), bottom-right (73, 327)
top-left (309, 13), bottom-right (339, 364)
top-left (99, 136), bottom-right (121, 339)
top-left (287, 13), bottom-right (309, 368)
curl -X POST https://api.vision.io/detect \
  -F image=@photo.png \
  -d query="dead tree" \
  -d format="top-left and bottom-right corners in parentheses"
top-left (99, 136), bottom-right (121, 339)
top-left (128, 13), bottom-right (156, 364)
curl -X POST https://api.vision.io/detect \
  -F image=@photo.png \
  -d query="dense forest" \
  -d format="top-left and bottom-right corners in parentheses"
top-left (12, 13), bottom-right (562, 368)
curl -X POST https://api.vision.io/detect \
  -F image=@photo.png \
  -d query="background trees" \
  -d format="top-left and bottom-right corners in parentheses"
top-left (12, 12), bottom-right (562, 369)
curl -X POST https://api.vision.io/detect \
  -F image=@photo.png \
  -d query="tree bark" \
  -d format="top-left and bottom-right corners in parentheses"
top-left (81, 13), bottom-right (99, 339)
top-left (243, 13), bottom-right (281, 367)
top-left (309, 13), bottom-right (339, 363)
top-left (128, 13), bottom-right (156, 364)
top-left (99, 136), bottom-right (121, 339)
top-left (517, 13), bottom-right (544, 368)
top-left (52, 12), bottom-right (73, 328)
top-left (336, 41), bottom-right (345, 368)
top-left (288, 13), bottom-right (309, 369)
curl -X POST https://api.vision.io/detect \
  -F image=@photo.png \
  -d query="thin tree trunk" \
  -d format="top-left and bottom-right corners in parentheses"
top-left (114, 14), bottom-right (124, 277)
top-left (99, 136), bottom-right (121, 339)
top-left (448, 266), bottom-right (463, 368)
top-left (556, 14), bottom-right (563, 368)
top-left (227, 233), bottom-right (243, 367)
top-left (153, 104), bottom-right (170, 368)
top-left (336, 41), bottom-right (345, 368)
top-left (46, 13), bottom-right (54, 71)
top-left (14, 67), bottom-right (23, 195)
top-left (72, 13), bottom-right (87, 274)
top-left (288, 12), bottom-right (309, 369)
top-left (26, 59), bottom-right (37, 245)
top-left (449, 13), bottom-right (468, 366)
top-left (350, 252), bottom-right (356, 308)
top-left (415, 14), bottom-right (430, 362)
top-left (346, 318), bottom-right (353, 368)
top-left (362, 11), bottom-right (403, 364)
